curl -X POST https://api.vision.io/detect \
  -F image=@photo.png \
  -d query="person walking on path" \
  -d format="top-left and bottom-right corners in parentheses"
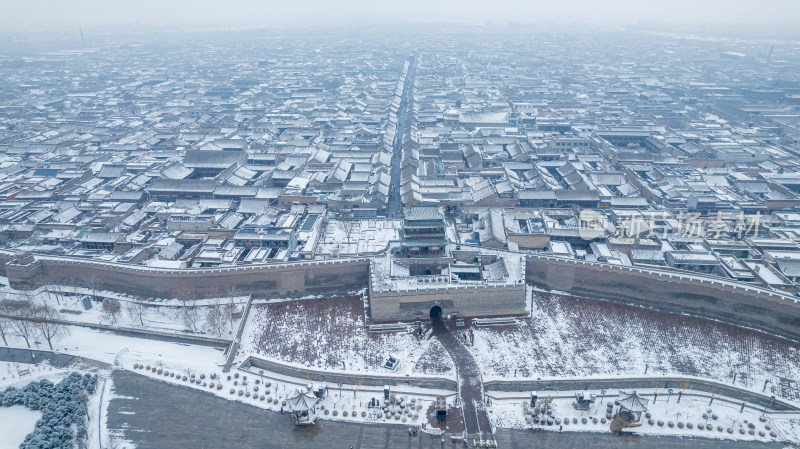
top-left (559, 425), bottom-right (563, 432)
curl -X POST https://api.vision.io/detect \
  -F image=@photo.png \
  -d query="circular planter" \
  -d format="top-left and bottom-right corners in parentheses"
top-left (238, 390), bottom-right (244, 396)
top-left (592, 418), bottom-right (598, 424)
top-left (230, 389), bottom-right (235, 394)
top-left (717, 426), bottom-right (723, 432)
top-left (706, 424), bottom-right (713, 430)
top-left (686, 423), bottom-right (694, 429)
top-left (677, 422), bottom-right (684, 428)
top-left (601, 418), bottom-right (606, 424)
top-left (759, 431), bottom-right (765, 437)
top-left (647, 419), bottom-right (654, 425)
top-left (361, 412), bottom-right (366, 418)
top-left (582, 418), bottom-right (587, 424)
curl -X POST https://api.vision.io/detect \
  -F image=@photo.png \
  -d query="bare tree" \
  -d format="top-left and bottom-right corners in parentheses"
top-left (43, 285), bottom-right (60, 306)
top-left (126, 301), bottom-right (147, 326)
top-left (224, 286), bottom-right (239, 333)
top-left (337, 218), bottom-right (359, 250)
top-left (101, 298), bottom-right (121, 325)
top-left (30, 303), bottom-right (69, 350)
top-left (6, 296), bottom-right (36, 348)
top-left (0, 295), bottom-right (11, 346)
top-left (205, 305), bottom-right (225, 337)
top-left (177, 287), bottom-right (200, 332)
top-left (84, 273), bottom-right (100, 301)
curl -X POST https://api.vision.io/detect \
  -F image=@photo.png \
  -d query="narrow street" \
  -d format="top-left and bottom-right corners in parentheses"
top-left (430, 311), bottom-right (492, 440)
top-left (387, 55), bottom-right (415, 218)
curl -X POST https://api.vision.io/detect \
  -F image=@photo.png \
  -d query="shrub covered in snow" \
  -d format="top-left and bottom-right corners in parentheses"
top-left (0, 372), bottom-right (98, 449)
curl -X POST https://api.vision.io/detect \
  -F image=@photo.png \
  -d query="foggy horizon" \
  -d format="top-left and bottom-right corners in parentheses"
top-left (4, 0), bottom-right (800, 34)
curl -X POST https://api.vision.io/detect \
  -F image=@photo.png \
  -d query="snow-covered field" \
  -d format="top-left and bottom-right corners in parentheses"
top-left (0, 406), bottom-right (41, 449)
top-left (241, 296), bottom-right (455, 377)
top-left (316, 218), bottom-right (400, 256)
top-left (1, 282), bottom-right (244, 338)
top-left (471, 291), bottom-right (800, 403)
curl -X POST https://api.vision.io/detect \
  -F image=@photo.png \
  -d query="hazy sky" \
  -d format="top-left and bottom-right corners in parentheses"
top-left (3, 0), bottom-right (800, 33)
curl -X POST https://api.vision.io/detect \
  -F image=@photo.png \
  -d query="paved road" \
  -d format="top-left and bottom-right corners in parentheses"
top-left (497, 428), bottom-right (788, 449)
top-left (107, 370), bottom-right (790, 449)
top-left (387, 56), bottom-right (415, 218)
top-left (0, 346), bottom-right (84, 368)
top-left (430, 314), bottom-right (492, 438)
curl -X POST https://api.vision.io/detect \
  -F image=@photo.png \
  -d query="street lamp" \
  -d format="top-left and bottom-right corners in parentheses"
top-left (600, 389), bottom-right (607, 404)
top-left (667, 388), bottom-right (674, 403)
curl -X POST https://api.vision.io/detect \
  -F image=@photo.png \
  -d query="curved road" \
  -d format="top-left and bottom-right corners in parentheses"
top-left (430, 312), bottom-right (492, 439)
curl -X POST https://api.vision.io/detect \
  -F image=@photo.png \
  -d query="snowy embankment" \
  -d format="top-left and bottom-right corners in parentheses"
top-left (240, 296), bottom-right (456, 378)
top-left (470, 291), bottom-right (800, 404)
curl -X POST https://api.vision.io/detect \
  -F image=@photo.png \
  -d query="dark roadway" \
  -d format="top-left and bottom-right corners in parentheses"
top-left (106, 369), bottom-right (789, 449)
top-left (430, 309), bottom-right (492, 439)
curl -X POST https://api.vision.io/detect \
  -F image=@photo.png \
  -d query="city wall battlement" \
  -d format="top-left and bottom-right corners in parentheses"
top-left (6, 251), bottom-right (800, 341)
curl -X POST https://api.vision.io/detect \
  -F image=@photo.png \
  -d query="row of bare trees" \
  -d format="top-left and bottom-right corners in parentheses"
top-left (0, 293), bottom-right (69, 350)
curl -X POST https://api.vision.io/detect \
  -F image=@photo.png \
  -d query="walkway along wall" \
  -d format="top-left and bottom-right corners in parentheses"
top-left (5, 254), bottom-right (370, 300)
top-left (241, 355), bottom-right (458, 392)
top-left (526, 255), bottom-right (800, 341)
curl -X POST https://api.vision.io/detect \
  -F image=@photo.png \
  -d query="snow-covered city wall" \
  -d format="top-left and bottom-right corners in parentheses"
top-left (526, 255), bottom-right (800, 340)
top-left (5, 254), bottom-right (370, 300)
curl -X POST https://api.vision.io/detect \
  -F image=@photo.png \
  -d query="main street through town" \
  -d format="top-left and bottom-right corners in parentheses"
top-left (387, 56), bottom-right (415, 218)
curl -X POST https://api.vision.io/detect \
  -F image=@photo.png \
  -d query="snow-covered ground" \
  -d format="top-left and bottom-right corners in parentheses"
top-left (0, 406), bottom-right (41, 449)
top-left (488, 389), bottom-right (800, 443)
top-left (316, 218), bottom-right (400, 256)
top-left (240, 296), bottom-right (455, 377)
top-left (1, 282), bottom-right (245, 338)
top-left (470, 291), bottom-right (800, 403)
